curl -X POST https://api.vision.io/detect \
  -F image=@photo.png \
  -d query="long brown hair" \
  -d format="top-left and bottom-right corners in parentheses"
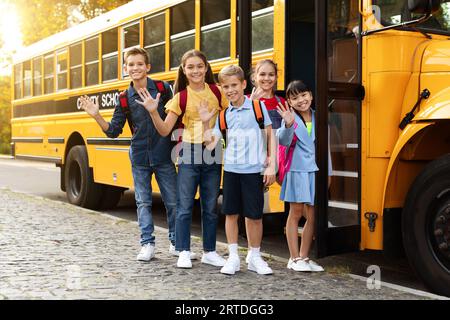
top-left (173, 50), bottom-right (215, 94)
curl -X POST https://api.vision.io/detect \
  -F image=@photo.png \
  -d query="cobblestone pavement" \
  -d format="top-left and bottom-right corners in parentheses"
top-left (0, 188), bottom-right (438, 300)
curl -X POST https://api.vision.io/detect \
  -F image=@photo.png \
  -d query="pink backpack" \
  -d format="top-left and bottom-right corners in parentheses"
top-left (277, 122), bottom-right (298, 185)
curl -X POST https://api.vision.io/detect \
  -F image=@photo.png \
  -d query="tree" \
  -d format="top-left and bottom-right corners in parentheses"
top-left (8, 0), bottom-right (131, 46)
top-left (0, 76), bottom-right (11, 154)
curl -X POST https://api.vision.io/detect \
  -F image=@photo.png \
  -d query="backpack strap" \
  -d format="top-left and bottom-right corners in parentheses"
top-left (177, 89), bottom-right (188, 129)
top-left (119, 89), bottom-right (135, 134)
top-left (219, 109), bottom-right (228, 132)
top-left (208, 83), bottom-right (222, 107)
top-left (175, 84), bottom-right (221, 145)
top-left (178, 84), bottom-right (221, 121)
top-left (218, 109), bottom-right (228, 148)
top-left (153, 80), bottom-right (166, 95)
top-left (274, 95), bottom-right (282, 104)
top-left (252, 100), bottom-right (265, 129)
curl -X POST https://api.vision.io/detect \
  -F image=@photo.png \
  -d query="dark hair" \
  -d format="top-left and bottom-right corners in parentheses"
top-left (173, 50), bottom-right (215, 94)
top-left (124, 47), bottom-right (150, 65)
top-left (286, 80), bottom-right (312, 99)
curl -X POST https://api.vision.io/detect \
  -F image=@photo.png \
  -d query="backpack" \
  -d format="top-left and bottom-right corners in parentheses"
top-left (218, 100), bottom-right (265, 148)
top-left (171, 83), bottom-right (222, 148)
top-left (177, 83), bottom-right (221, 127)
top-left (118, 80), bottom-right (168, 134)
top-left (276, 122), bottom-right (298, 185)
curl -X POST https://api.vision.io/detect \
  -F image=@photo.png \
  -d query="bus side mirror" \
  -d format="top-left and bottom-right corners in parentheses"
top-left (408, 0), bottom-right (441, 14)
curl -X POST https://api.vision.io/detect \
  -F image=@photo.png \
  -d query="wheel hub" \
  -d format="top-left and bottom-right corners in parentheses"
top-left (433, 204), bottom-right (450, 261)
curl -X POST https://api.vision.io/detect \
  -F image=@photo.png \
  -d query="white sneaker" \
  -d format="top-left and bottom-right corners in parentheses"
top-left (304, 258), bottom-right (324, 272)
top-left (201, 251), bottom-right (226, 267)
top-left (287, 258), bottom-right (293, 269)
top-left (136, 243), bottom-right (155, 261)
top-left (245, 250), bottom-right (251, 264)
top-left (169, 244), bottom-right (198, 260)
top-left (177, 251), bottom-right (192, 268)
top-left (220, 256), bottom-right (240, 275)
top-left (290, 258), bottom-right (312, 272)
top-left (248, 255), bottom-right (273, 275)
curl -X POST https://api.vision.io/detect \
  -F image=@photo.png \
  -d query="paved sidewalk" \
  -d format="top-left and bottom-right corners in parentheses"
top-left (0, 188), bottom-right (437, 300)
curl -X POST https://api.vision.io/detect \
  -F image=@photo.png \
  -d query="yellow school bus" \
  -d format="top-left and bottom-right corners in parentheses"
top-left (11, 0), bottom-right (284, 211)
top-left (11, 0), bottom-right (450, 295)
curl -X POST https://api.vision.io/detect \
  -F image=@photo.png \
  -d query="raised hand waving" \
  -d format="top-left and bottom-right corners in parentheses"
top-left (79, 95), bottom-right (100, 117)
top-left (196, 99), bottom-right (217, 123)
top-left (276, 102), bottom-right (295, 128)
top-left (136, 87), bottom-right (161, 114)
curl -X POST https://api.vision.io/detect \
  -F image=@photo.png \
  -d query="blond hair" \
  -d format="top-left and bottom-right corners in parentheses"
top-left (218, 65), bottom-right (245, 83)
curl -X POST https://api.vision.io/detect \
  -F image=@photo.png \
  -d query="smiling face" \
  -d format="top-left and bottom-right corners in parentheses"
top-left (183, 56), bottom-right (207, 86)
top-left (124, 54), bottom-right (150, 81)
top-left (220, 75), bottom-right (246, 105)
top-left (254, 62), bottom-right (277, 92)
top-left (287, 91), bottom-right (313, 113)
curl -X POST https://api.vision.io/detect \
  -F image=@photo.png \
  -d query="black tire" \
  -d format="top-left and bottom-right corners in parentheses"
top-left (64, 145), bottom-right (103, 209)
top-left (402, 154), bottom-right (450, 297)
top-left (99, 185), bottom-right (125, 210)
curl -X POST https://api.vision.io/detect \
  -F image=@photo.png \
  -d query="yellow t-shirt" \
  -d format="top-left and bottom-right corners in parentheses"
top-left (165, 84), bottom-right (228, 144)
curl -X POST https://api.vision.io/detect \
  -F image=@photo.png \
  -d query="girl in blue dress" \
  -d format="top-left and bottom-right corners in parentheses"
top-left (277, 80), bottom-right (328, 272)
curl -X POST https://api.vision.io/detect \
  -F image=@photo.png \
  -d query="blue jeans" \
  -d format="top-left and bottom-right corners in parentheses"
top-left (175, 144), bottom-right (222, 252)
top-left (132, 163), bottom-right (177, 246)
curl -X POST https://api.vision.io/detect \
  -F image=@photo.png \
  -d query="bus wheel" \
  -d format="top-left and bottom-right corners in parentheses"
top-left (99, 186), bottom-right (125, 210)
top-left (65, 145), bottom-right (103, 209)
top-left (402, 154), bottom-right (450, 297)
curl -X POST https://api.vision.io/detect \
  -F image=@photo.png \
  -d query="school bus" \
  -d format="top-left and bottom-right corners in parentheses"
top-left (11, 0), bottom-right (283, 211)
top-left (11, 0), bottom-right (450, 295)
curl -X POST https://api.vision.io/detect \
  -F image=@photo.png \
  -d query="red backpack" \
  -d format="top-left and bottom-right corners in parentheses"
top-left (173, 83), bottom-right (222, 143)
top-left (277, 122), bottom-right (298, 185)
top-left (119, 80), bottom-right (168, 134)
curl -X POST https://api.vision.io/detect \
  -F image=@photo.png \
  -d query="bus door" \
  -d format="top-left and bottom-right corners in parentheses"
top-left (315, 0), bottom-right (363, 257)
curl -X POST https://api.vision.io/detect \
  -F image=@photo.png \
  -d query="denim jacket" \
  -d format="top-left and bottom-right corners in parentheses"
top-left (104, 77), bottom-right (175, 166)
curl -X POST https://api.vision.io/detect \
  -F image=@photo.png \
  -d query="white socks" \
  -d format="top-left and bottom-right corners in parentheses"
top-left (228, 243), bottom-right (239, 259)
top-left (250, 247), bottom-right (261, 257)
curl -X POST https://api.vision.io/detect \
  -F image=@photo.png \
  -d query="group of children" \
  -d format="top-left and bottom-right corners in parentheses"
top-left (79, 47), bottom-right (325, 275)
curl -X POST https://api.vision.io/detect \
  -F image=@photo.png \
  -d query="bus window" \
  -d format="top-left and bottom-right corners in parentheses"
top-left (170, 0), bottom-right (195, 68)
top-left (85, 36), bottom-right (99, 86)
top-left (201, 0), bottom-right (231, 61)
top-left (23, 60), bottom-right (32, 97)
top-left (102, 28), bottom-right (118, 82)
top-left (372, 0), bottom-right (450, 33)
top-left (56, 50), bottom-right (68, 91)
top-left (14, 64), bottom-right (22, 99)
top-left (122, 21), bottom-right (140, 77)
top-left (251, 0), bottom-right (274, 53)
top-left (44, 54), bottom-right (54, 94)
top-left (70, 43), bottom-right (82, 89)
top-left (144, 13), bottom-right (165, 74)
top-left (123, 22), bottom-right (140, 49)
top-left (328, 0), bottom-right (359, 83)
top-left (33, 57), bottom-right (42, 96)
